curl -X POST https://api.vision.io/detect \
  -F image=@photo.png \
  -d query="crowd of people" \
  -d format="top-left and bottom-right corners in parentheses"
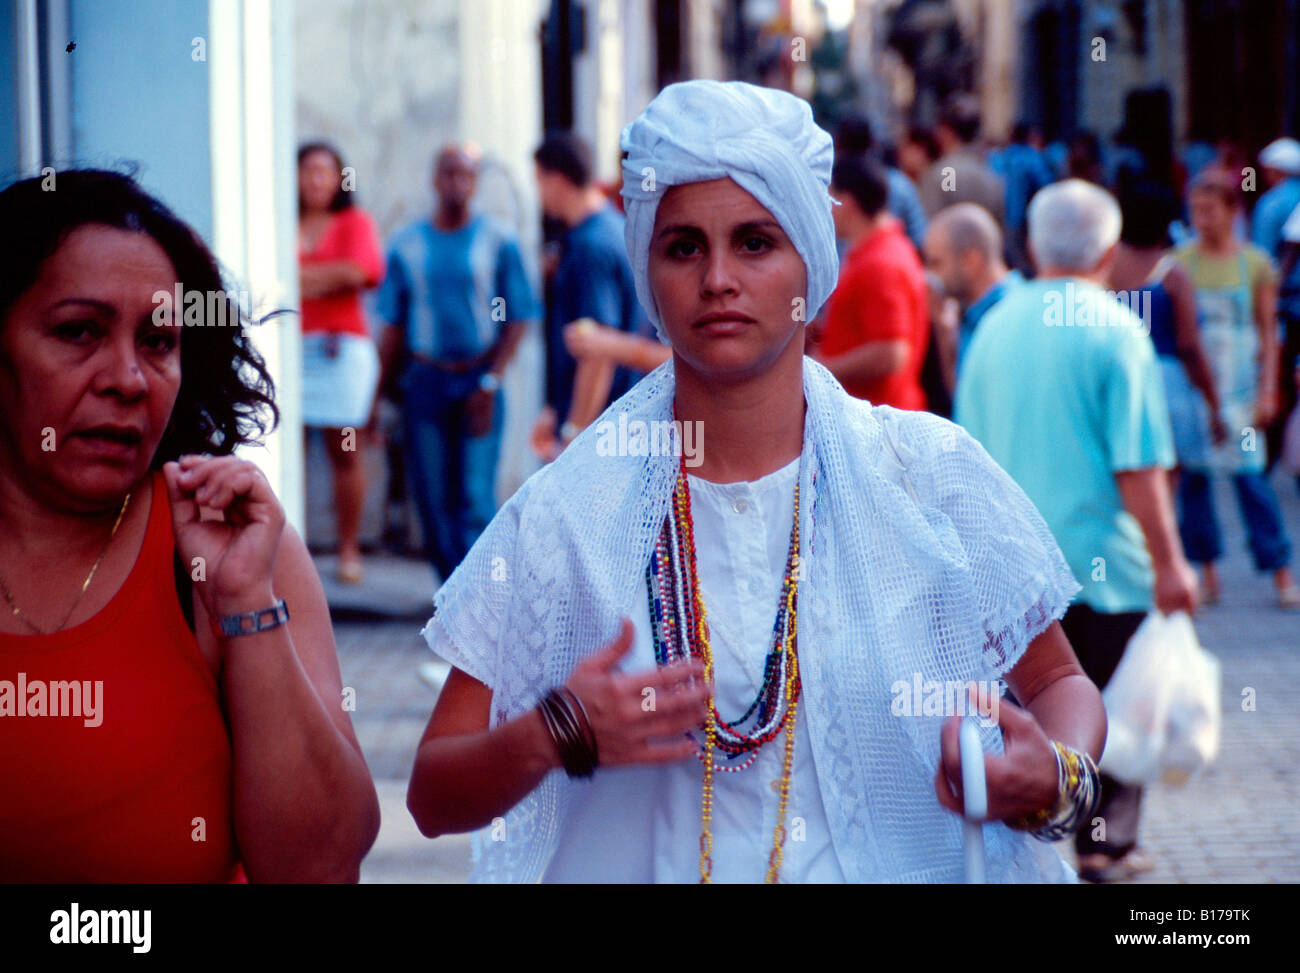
top-left (2, 75), bottom-right (1298, 884)
top-left (297, 92), bottom-right (1300, 631)
top-left (391, 87), bottom-right (1298, 882)
top-left (805, 95), bottom-right (1300, 615)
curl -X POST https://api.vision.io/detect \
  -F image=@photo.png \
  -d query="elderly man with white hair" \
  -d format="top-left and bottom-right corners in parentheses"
top-left (956, 178), bottom-right (1200, 883)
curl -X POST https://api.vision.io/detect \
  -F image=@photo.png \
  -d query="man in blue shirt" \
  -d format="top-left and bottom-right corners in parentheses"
top-left (922, 201), bottom-right (1022, 395)
top-left (373, 144), bottom-right (539, 582)
top-left (956, 179), bottom-right (1198, 883)
top-left (531, 132), bottom-right (650, 458)
top-left (1253, 138), bottom-right (1300, 471)
top-left (989, 123), bottom-right (1055, 272)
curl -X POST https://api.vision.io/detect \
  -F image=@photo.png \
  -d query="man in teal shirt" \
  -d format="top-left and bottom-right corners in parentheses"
top-left (956, 179), bottom-right (1198, 883)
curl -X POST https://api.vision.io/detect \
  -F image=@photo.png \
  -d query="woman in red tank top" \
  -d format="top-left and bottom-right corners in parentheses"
top-left (0, 170), bottom-right (380, 882)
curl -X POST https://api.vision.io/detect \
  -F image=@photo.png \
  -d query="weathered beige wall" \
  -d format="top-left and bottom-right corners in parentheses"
top-left (296, 0), bottom-right (462, 239)
top-left (295, 0), bottom-right (549, 273)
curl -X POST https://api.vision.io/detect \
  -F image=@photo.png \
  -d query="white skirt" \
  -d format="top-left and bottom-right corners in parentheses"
top-left (301, 332), bottom-right (380, 428)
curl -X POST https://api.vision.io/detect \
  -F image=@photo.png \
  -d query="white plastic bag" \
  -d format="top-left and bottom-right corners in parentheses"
top-left (1160, 614), bottom-right (1222, 785)
top-left (1099, 612), bottom-right (1221, 786)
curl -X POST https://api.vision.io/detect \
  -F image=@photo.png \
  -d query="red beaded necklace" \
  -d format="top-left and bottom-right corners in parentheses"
top-left (645, 445), bottom-right (802, 882)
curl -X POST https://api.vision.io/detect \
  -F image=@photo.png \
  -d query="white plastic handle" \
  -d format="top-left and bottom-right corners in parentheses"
top-left (959, 717), bottom-right (987, 884)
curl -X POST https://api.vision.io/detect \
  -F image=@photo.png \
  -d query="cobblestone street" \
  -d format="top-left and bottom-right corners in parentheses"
top-left (326, 470), bottom-right (1300, 884)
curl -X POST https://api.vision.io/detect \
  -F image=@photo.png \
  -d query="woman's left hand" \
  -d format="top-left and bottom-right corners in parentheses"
top-left (1255, 387), bottom-right (1280, 428)
top-left (162, 454), bottom-right (286, 618)
top-left (933, 692), bottom-right (1060, 823)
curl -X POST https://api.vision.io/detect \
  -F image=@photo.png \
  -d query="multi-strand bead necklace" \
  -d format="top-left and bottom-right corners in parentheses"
top-left (645, 449), bottom-right (802, 883)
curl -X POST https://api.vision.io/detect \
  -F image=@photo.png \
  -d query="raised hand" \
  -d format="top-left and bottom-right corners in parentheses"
top-left (162, 454), bottom-right (285, 621)
top-left (565, 618), bottom-right (711, 767)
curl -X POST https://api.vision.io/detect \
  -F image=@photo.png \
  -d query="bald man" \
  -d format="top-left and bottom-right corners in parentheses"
top-left (374, 143), bottom-right (539, 582)
top-left (922, 202), bottom-right (1022, 392)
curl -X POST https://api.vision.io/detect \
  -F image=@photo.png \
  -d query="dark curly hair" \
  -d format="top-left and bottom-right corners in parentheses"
top-left (0, 168), bottom-right (279, 466)
top-left (297, 142), bottom-right (354, 214)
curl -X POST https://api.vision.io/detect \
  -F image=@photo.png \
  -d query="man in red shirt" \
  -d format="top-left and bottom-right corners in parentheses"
top-left (815, 156), bottom-right (930, 411)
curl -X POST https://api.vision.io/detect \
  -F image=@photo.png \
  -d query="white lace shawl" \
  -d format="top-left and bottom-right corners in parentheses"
top-left (423, 359), bottom-right (1081, 883)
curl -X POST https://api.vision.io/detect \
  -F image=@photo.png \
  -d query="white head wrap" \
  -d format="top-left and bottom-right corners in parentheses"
top-left (620, 80), bottom-right (838, 338)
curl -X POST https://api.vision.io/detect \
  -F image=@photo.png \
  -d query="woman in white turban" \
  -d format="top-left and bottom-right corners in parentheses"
top-left (407, 80), bottom-right (1106, 883)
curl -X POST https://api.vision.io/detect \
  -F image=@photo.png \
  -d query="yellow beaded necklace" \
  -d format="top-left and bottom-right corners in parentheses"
top-left (676, 468), bottom-right (802, 884)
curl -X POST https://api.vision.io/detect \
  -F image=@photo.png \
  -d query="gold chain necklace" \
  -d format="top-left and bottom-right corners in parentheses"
top-left (0, 492), bottom-right (132, 635)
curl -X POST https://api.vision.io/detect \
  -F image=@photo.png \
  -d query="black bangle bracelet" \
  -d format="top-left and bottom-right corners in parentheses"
top-left (558, 689), bottom-right (597, 777)
top-left (538, 700), bottom-right (569, 772)
top-left (557, 689), bottom-right (597, 777)
top-left (538, 688), bottom-right (598, 778)
top-left (559, 688), bottom-right (599, 766)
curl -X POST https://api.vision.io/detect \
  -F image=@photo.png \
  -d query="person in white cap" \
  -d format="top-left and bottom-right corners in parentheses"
top-left (1254, 138), bottom-right (1300, 256)
top-left (1255, 137), bottom-right (1300, 470)
top-left (406, 80), bottom-right (1106, 883)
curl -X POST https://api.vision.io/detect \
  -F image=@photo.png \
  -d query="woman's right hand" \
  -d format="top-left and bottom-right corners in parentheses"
top-left (409, 619), bottom-right (708, 837)
top-left (563, 618), bottom-right (710, 767)
top-left (1255, 387), bottom-right (1280, 428)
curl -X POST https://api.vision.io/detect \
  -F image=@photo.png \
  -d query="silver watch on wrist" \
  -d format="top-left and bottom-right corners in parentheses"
top-left (211, 599), bottom-right (290, 639)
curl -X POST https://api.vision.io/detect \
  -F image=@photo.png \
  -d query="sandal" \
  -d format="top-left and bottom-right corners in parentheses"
top-left (336, 557), bottom-right (364, 585)
top-left (1279, 586), bottom-right (1300, 611)
top-left (1077, 847), bottom-right (1155, 883)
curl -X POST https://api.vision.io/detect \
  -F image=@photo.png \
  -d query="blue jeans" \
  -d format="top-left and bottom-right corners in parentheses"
top-left (400, 362), bottom-right (503, 582)
top-left (1178, 470), bottom-right (1292, 571)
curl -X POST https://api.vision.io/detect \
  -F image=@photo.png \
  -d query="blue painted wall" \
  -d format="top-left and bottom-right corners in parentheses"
top-left (0, 5), bottom-right (20, 183)
top-left (68, 0), bottom-right (213, 240)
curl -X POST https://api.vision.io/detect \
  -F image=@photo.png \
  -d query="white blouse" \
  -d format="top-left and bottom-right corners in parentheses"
top-left (542, 457), bottom-right (847, 883)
